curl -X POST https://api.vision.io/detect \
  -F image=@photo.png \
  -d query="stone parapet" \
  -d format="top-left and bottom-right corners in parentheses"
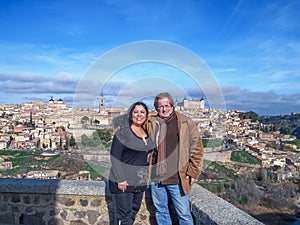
top-left (190, 185), bottom-right (264, 225)
top-left (0, 178), bottom-right (263, 225)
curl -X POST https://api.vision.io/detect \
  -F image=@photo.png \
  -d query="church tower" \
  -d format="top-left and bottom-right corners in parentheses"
top-left (99, 93), bottom-right (105, 112)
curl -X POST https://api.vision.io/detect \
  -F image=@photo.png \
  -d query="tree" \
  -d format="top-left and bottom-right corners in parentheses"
top-left (263, 182), bottom-right (296, 209)
top-left (81, 134), bottom-right (90, 146)
top-left (29, 111), bottom-right (33, 127)
top-left (239, 111), bottom-right (259, 121)
top-left (81, 116), bottom-right (89, 124)
top-left (36, 139), bottom-right (40, 149)
top-left (262, 126), bottom-right (268, 133)
top-left (280, 126), bottom-right (291, 135)
top-left (229, 178), bottom-right (263, 210)
top-left (292, 126), bottom-right (300, 139)
top-left (70, 135), bottom-right (76, 147)
top-left (94, 119), bottom-right (100, 125)
top-left (59, 137), bottom-right (63, 150)
top-left (92, 132), bottom-right (101, 146)
top-left (258, 168), bottom-right (269, 183)
top-left (65, 136), bottom-right (69, 150)
top-left (96, 129), bottom-right (112, 143)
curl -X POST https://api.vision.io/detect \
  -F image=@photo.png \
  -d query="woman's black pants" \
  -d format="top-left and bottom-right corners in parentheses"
top-left (111, 191), bottom-right (144, 225)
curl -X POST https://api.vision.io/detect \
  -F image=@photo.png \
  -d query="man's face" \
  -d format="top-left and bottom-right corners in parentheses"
top-left (157, 97), bottom-right (174, 119)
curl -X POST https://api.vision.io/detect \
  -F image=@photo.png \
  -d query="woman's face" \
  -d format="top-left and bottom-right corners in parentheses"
top-left (131, 104), bottom-right (147, 126)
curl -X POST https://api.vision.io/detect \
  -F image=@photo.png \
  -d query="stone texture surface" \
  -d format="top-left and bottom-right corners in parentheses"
top-left (0, 178), bottom-right (263, 225)
top-left (190, 185), bottom-right (264, 225)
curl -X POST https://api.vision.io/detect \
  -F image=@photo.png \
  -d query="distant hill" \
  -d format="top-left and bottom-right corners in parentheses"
top-left (239, 111), bottom-right (259, 121)
top-left (238, 111), bottom-right (300, 139)
top-left (258, 114), bottom-right (300, 139)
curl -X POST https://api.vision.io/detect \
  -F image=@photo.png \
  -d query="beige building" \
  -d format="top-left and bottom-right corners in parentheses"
top-left (0, 157), bottom-right (13, 170)
top-left (26, 170), bottom-right (60, 179)
top-left (175, 96), bottom-right (205, 111)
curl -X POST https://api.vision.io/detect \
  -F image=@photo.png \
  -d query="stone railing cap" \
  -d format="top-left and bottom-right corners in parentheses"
top-left (0, 178), bottom-right (107, 196)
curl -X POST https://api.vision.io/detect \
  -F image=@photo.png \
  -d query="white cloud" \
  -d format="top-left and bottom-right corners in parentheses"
top-left (0, 72), bottom-right (78, 94)
top-left (221, 85), bottom-right (300, 115)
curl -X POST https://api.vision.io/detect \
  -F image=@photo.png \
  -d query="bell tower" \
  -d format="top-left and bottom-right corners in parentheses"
top-left (99, 92), bottom-right (105, 112)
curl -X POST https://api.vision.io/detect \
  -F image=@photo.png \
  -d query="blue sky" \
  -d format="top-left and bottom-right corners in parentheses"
top-left (0, 0), bottom-right (299, 115)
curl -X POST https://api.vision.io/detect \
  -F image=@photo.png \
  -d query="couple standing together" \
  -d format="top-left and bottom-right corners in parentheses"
top-left (109, 92), bottom-right (204, 225)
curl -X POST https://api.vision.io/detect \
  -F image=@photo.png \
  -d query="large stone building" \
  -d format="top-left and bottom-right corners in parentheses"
top-left (175, 96), bottom-right (205, 111)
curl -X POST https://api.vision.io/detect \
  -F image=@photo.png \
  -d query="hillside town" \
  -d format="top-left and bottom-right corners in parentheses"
top-left (0, 96), bottom-right (299, 183)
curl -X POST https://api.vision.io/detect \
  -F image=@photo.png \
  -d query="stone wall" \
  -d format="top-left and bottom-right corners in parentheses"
top-left (0, 178), bottom-right (263, 225)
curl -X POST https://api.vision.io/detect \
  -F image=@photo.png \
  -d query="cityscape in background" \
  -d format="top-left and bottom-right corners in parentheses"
top-left (0, 95), bottom-right (299, 179)
top-left (0, 96), bottom-right (300, 224)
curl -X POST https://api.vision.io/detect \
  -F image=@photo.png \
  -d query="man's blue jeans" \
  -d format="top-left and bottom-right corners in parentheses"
top-left (151, 182), bottom-right (194, 225)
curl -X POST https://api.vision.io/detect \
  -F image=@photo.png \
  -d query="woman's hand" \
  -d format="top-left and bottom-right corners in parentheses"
top-left (118, 181), bottom-right (128, 192)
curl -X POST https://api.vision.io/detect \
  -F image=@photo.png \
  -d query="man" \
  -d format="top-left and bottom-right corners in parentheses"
top-left (145, 92), bottom-right (204, 225)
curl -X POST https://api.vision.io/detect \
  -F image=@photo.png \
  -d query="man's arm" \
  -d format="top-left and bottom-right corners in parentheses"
top-left (185, 118), bottom-right (204, 180)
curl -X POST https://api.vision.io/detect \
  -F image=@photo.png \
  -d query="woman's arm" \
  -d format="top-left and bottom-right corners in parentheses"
top-left (110, 135), bottom-right (127, 184)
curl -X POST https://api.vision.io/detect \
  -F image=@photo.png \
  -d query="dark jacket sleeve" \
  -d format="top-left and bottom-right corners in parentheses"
top-left (110, 135), bottom-right (126, 183)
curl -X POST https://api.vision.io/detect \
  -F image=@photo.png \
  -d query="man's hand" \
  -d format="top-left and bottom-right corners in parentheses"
top-left (118, 181), bottom-right (128, 192)
top-left (186, 176), bottom-right (197, 185)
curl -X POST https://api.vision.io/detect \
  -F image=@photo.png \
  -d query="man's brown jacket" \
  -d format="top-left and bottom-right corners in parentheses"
top-left (145, 111), bottom-right (204, 194)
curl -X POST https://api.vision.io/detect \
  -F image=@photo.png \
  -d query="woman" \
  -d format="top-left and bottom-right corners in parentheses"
top-left (109, 102), bottom-right (154, 225)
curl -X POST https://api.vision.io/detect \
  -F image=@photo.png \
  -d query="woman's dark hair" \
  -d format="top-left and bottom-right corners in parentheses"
top-left (112, 102), bottom-right (149, 144)
top-left (128, 101), bottom-right (149, 125)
